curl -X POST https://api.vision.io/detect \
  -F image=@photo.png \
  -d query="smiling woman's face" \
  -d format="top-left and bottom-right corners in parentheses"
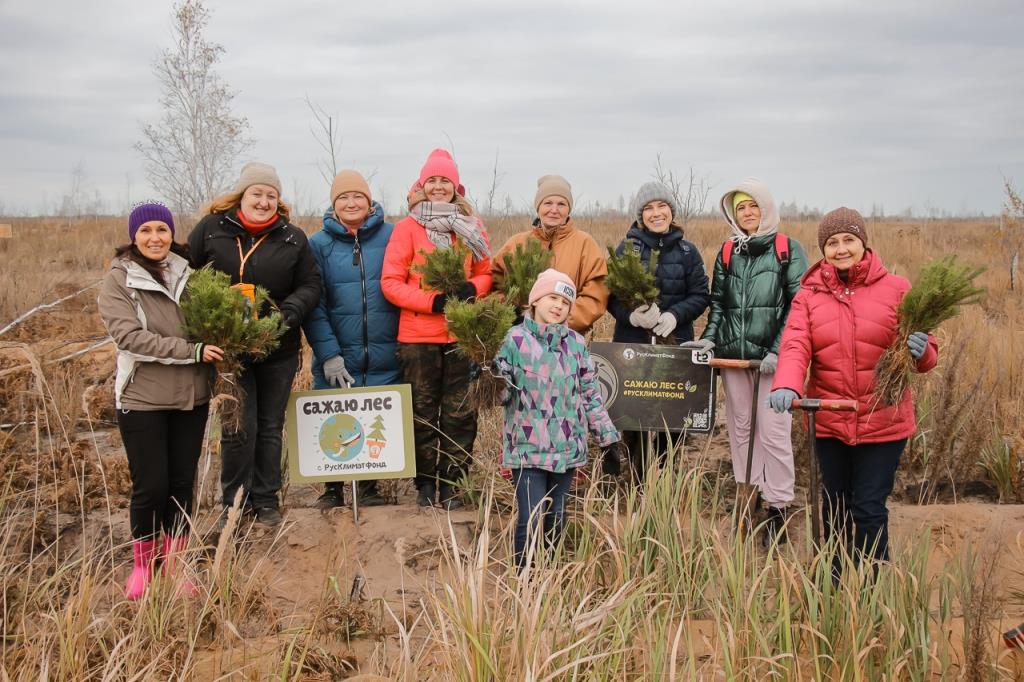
top-left (823, 232), bottom-right (866, 271)
top-left (133, 220), bottom-right (173, 261)
top-left (240, 184), bottom-right (279, 222)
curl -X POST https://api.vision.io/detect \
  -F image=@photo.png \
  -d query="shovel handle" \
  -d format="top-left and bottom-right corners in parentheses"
top-left (709, 358), bottom-right (761, 369)
top-left (792, 398), bottom-right (858, 412)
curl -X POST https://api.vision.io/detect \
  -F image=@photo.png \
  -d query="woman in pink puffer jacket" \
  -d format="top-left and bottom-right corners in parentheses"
top-left (769, 207), bottom-right (937, 578)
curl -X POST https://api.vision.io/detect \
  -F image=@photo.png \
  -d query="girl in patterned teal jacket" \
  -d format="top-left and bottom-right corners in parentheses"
top-left (494, 269), bottom-right (620, 569)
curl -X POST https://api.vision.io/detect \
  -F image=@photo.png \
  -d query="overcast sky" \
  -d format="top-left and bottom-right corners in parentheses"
top-left (2, 0), bottom-right (1022, 217)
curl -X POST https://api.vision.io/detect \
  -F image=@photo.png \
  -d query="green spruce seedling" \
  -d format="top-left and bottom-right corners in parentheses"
top-left (873, 256), bottom-right (985, 406)
top-left (606, 246), bottom-right (659, 309)
top-left (411, 243), bottom-right (470, 295)
top-left (445, 296), bottom-right (517, 407)
top-left (499, 240), bottom-right (553, 310)
top-left (180, 267), bottom-right (286, 429)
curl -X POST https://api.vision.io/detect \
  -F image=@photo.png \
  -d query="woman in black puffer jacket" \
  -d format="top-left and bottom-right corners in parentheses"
top-left (188, 162), bottom-right (321, 527)
top-left (606, 181), bottom-right (710, 482)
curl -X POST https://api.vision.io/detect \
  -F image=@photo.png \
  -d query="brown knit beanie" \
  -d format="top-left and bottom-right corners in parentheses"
top-left (818, 207), bottom-right (868, 252)
top-left (234, 162), bottom-right (282, 195)
top-left (330, 170), bottom-right (371, 205)
top-left (534, 174), bottom-right (573, 213)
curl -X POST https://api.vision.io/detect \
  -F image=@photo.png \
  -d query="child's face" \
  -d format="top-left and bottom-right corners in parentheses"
top-left (533, 293), bottom-right (571, 325)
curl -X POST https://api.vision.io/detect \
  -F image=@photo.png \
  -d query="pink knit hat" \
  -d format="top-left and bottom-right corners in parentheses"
top-left (529, 268), bottom-right (577, 309)
top-left (417, 148), bottom-right (462, 192)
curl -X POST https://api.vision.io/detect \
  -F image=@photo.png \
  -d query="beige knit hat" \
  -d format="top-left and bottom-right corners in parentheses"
top-left (534, 174), bottom-right (573, 213)
top-left (817, 207), bottom-right (868, 252)
top-left (234, 162), bottom-right (282, 195)
top-left (330, 170), bottom-right (371, 205)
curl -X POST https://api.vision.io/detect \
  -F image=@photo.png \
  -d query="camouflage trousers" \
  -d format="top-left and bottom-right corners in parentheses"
top-left (397, 342), bottom-right (478, 489)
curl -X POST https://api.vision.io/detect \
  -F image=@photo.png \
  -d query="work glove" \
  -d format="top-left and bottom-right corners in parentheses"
top-left (456, 282), bottom-right (477, 302)
top-left (431, 293), bottom-right (448, 313)
top-left (681, 338), bottom-right (715, 353)
top-left (768, 388), bottom-right (799, 414)
top-left (760, 352), bottom-right (778, 375)
top-left (907, 331), bottom-right (929, 360)
top-left (629, 303), bottom-right (661, 329)
top-left (652, 312), bottom-right (677, 338)
top-left (323, 355), bottom-right (354, 388)
top-left (601, 442), bottom-right (623, 477)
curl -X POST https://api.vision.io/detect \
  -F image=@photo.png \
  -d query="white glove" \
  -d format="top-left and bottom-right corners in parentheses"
top-left (323, 355), bottom-right (354, 388)
top-left (629, 303), bottom-right (661, 329)
top-left (653, 312), bottom-right (677, 338)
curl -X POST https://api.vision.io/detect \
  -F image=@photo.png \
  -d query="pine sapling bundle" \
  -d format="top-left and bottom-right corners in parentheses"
top-left (606, 246), bottom-right (659, 309)
top-left (411, 243), bottom-right (469, 294)
top-left (873, 256), bottom-right (985, 406)
top-left (180, 267), bottom-right (286, 429)
top-left (445, 296), bottom-right (517, 408)
top-left (499, 240), bottom-right (552, 310)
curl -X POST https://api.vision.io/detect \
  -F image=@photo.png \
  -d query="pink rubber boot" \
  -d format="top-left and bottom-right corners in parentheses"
top-left (161, 534), bottom-right (199, 598)
top-left (125, 538), bottom-right (159, 601)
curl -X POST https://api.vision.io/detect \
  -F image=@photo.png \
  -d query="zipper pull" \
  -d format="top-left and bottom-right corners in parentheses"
top-left (352, 238), bottom-right (361, 266)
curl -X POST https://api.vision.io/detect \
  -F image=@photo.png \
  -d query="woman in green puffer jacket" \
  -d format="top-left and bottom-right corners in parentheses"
top-left (686, 178), bottom-right (807, 545)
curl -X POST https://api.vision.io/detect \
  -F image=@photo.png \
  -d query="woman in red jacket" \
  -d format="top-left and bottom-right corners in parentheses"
top-left (768, 207), bottom-right (937, 576)
top-left (381, 149), bottom-right (492, 509)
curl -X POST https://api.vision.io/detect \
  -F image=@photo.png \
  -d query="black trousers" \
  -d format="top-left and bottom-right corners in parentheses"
top-left (117, 404), bottom-right (210, 540)
top-left (220, 352), bottom-right (299, 510)
top-left (816, 437), bottom-right (906, 574)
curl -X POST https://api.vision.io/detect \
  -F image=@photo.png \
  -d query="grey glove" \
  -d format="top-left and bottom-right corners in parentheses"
top-left (652, 311), bottom-right (677, 338)
top-left (907, 332), bottom-right (929, 360)
top-left (681, 338), bottom-right (715, 352)
top-left (323, 355), bottom-right (354, 388)
top-left (768, 388), bottom-right (799, 414)
top-left (629, 303), bottom-right (661, 329)
top-left (760, 352), bottom-right (778, 375)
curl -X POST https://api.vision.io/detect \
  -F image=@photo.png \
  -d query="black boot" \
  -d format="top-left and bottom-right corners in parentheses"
top-left (761, 506), bottom-right (789, 548)
top-left (315, 482), bottom-right (345, 511)
top-left (439, 481), bottom-right (464, 511)
top-left (417, 479), bottom-right (436, 508)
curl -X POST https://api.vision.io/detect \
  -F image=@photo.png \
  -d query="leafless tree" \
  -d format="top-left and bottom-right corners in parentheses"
top-left (483, 148), bottom-right (505, 216)
top-left (135, 0), bottom-right (252, 214)
top-left (652, 154), bottom-right (713, 225)
top-left (306, 96), bottom-right (341, 186)
top-left (56, 162), bottom-right (104, 224)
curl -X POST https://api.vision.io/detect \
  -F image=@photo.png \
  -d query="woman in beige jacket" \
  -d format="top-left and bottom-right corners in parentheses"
top-left (98, 201), bottom-right (223, 601)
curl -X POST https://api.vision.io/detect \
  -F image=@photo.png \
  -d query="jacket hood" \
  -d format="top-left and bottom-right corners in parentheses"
top-left (719, 177), bottom-right (780, 239)
top-left (802, 248), bottom-right (888, 292)
top-left (113, 251), bottom-right (191, 299)
top-left (625, 221), bottom-right (683, 249)
top-left (321, 201), bottom-right (386, 240)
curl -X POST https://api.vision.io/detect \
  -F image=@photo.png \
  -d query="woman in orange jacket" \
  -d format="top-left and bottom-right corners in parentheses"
top-left (381, 149), bottom-right (492, 509)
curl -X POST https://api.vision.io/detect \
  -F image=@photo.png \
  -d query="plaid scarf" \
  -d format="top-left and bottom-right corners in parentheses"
top-left (409, 202), bottom-right (490, 261)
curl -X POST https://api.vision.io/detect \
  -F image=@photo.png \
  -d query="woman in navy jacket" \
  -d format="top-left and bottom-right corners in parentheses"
top-left (606, 181), bottom-right (710, 481)
top-left (304, 170), bottom-right (399, 508)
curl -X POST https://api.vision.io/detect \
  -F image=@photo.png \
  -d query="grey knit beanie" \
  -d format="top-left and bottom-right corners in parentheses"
top-left (234, 161), bottom-right (282, 195)
top-left (633, 182), bottom-right (679, 222)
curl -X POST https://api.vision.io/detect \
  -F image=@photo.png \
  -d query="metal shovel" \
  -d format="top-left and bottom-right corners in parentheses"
top-left (790, 398), bottom-right (859, 544)
top-left (707, 358), bottom-right (763, 535)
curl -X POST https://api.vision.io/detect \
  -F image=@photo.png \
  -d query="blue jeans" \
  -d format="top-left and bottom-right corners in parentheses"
top-left (815, 437), bottom-right (906, 575)
top-left (512, 467), bottom-right (574, 569)
top-left (220, 352), bottom-right (299, 510)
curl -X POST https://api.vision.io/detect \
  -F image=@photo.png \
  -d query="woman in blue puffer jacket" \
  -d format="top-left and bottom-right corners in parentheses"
top-left (304, 170), bottom-right (399, 508)
top-left (606, 181), bottom-right (710, 482)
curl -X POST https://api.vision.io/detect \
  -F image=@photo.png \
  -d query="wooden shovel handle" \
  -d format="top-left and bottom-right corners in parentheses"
top-left (709, 358), bottom-right (761, 369)
top-left (792, 398), bottom-right (858, 412)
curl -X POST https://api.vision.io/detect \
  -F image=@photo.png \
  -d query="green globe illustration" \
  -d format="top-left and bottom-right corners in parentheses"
top-left (318, 414), bottom-right (365, 462)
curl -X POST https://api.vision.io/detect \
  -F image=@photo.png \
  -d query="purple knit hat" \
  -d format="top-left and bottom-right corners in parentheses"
top-left (128, 201), bottom-right (175, 241)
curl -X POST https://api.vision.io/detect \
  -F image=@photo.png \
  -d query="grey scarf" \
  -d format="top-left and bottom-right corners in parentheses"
top-left (409, 202), bottom-right (490, 261)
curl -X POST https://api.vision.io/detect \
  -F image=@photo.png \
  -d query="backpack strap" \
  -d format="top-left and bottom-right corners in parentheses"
top-left (721, 238), bottom-right (735, 270)
top-left (773, 233), bottom-right (790, 265)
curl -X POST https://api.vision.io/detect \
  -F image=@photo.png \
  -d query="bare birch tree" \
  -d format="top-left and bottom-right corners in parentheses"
top-left (652, 154), bottom-right (713, 225)
top-left (135, 0), bottom-right (251, 214)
